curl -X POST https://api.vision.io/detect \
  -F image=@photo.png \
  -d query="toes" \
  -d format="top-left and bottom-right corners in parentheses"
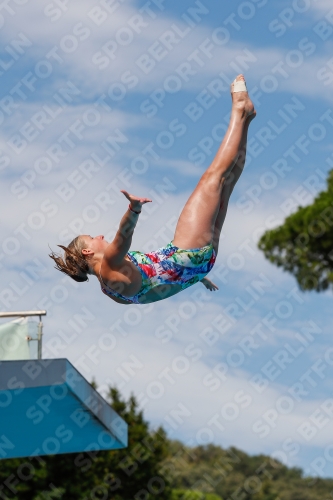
top-left (235, 74), bottom-right (245, 83)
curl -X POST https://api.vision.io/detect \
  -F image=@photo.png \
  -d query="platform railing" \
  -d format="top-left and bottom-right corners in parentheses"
top-left (0, 310), bottom-right (46, 359)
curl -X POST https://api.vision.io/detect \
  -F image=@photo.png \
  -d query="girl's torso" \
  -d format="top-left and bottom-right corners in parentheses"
top-left (99, 242), bottom-right (216, 305)
top-left (101, 256), bottom-right (181, 304)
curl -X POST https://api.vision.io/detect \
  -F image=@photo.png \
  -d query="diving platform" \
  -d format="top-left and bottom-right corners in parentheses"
top-left (0, 358), bottom-right (128, 459)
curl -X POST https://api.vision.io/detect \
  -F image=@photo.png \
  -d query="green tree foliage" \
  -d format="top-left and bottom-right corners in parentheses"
top-left (87, 385), bottom-right (172, 500)
top-left (257, 169), bottom-right (333, 291)
top-left (160, 441), bottom-right (329, 500)
top-left (171, 489), bottom-right (223, 499)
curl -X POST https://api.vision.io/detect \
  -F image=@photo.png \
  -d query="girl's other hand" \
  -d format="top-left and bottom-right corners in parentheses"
top-left (200, 277), bottom-right (219, 291)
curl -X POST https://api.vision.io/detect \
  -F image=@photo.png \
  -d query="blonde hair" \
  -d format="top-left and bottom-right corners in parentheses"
top-left (49, 236), bottom-right (90, 283)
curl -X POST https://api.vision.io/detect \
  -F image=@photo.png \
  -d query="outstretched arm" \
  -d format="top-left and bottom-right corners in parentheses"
top-left (104, 191), bottom-right (151, 267)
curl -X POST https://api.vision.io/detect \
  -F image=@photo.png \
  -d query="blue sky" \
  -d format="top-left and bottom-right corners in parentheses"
top-left (1, 0), bottom-right (333, 482)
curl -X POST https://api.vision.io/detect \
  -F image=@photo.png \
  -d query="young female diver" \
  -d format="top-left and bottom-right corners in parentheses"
top-left (50, 75), bottom-right (256, 305)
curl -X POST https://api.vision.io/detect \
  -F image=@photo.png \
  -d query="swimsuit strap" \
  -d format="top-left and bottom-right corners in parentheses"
top-left (98, 257), bottom-right (118, 295)
top-left (98, 255), bottom-right (138, 303)
top-left (98, 259), bottom-right (107, 288)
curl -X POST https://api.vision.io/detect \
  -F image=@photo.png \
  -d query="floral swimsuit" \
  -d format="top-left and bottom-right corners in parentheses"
top-left (99, 241), bottom-right (216, 304)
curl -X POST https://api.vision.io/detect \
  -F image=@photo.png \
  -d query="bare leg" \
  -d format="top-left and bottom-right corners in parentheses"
top-left (172, 75), bottom-right (255, 250)
top-left (212, 112), bottom-right (256, 253)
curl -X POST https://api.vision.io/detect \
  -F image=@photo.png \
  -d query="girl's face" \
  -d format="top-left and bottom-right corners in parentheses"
top-left (81, 235), bottom-right (109, 257)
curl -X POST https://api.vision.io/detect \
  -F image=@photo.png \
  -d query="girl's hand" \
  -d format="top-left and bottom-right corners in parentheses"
top-left (200, 277), bottom-right (219, 291)
top-left (120, 190), bottom-right (152, 211)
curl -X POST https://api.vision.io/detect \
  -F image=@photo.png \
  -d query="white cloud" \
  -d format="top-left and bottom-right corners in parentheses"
top-left (2, 0), bottom-right (333, 105)
top-left (310, 0), bottom-right (333, 14)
